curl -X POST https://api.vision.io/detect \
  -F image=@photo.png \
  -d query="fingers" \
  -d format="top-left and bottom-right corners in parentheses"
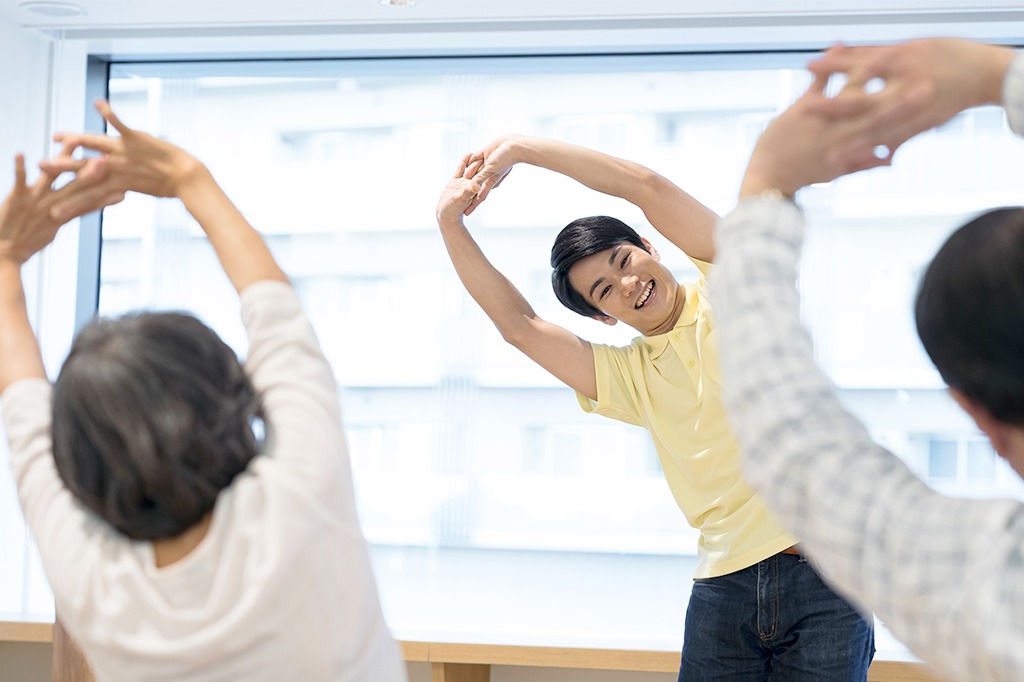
top-left (95, 99), bottom-right (132, 136)
top-left (489, 166), bottom-right (512, 190)
top-left (463, 158), bottom-right (483, 180)
top-left (804, 69), bottom-right (890, 121)
top-left (807, 44), bottom-right (886, 81)
top-left (464, 191), bottom-right (487, 216)
top-left (811, 43), bottom-right (901, 105)
top-left (48, 182), bottom-right (122, 223)
top-left (52, 132), bottom-right (120, 155)
top-left (42, 158), bottom-right (113, 219)
top-left (807, 45), bottom-right (852, 76)
top-left (464, 174), bottom-right (492, 216)
top-left (13, 154), bottom-right (26, 191)
top-left (453, 153), bottom-right (472, 180)
top-left (472, 177), bottom-right (494, 206)
top-left (38, 157), bottom-right (90, 176)
top-left (464, 165), bottom-right (512, 216)
top-left (870, 80), bottom-right (934, 129)
top-left (464, 171), bottom-right (494, 214)
top-left (805, 89), bottom-right (875, 120)
top-left (49, 189), bottom-right (125, 223)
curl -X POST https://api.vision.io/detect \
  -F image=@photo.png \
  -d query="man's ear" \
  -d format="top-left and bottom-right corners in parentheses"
top-left (641, 237), bottom-right (660, 261)
top-left (950, 388), bottom-right (1011, 457)
top-left (592, 314), bottom-right (618, 326)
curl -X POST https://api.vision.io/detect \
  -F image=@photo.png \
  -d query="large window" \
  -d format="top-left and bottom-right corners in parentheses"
top-left (7, 51), bottom-right (1024, 653)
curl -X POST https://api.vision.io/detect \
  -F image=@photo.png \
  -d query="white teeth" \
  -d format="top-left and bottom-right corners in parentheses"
top-left (635, 281), bottom-right (654, 309)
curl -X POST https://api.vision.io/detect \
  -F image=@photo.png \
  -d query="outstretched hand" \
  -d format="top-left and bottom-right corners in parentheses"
top-left (0, 153), bottom-right (120, 266)
top-left (39, 100), bottom-right (203, 220)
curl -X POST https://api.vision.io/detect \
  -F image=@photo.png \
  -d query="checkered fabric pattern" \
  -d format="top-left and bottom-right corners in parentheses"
top-left (712, 53), bottom-right (1024, 682)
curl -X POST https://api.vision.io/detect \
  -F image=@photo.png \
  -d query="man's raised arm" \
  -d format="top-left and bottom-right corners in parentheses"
top-left (436, 155), bottom-right (598, 400)
top-left (468, 134), bottom-right (718, 262)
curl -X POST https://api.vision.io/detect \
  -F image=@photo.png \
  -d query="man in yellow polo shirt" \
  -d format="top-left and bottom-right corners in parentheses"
top-left (435, 134), bottom-right (873, 681)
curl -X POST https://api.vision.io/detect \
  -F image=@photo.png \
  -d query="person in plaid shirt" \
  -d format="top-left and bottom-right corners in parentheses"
top-left (715, 38), bottom-right (1024, 682)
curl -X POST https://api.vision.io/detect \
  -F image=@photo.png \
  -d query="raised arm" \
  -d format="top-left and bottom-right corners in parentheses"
top-left (0, 154), bottom-right (120, 392)
top-left (42, 101), bottom-right (286, 294)
top-left (715, 41), bottom-right (1024, 681)
top-left (467, 135), bottom-right (718, 262)
top-left (437, 156), bottom-right (598, 400)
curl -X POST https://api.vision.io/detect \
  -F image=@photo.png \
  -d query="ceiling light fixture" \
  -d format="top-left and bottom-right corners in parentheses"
top-left (377, 0), bottom-right (416, 7)
top-left (19, 1), bottom-right (87, 17)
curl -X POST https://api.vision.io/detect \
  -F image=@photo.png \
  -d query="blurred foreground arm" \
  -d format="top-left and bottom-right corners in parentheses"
top-left (715, 41), bottom-right (1024, 681)
top-left (0, 154), bottom-right (119, 392)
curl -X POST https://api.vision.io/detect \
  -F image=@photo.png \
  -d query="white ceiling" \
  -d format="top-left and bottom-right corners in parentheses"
top-left (4, 0), bottom-right (1024, 60)
top-left (4, 0), bottom-right (1024, 34)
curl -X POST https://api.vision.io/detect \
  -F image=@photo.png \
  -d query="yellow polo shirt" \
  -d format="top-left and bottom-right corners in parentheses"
top-left (577, 258), bottom-right (795, 579)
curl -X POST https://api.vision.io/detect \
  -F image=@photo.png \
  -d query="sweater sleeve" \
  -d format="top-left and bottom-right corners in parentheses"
top-left (240, 281), bottom-right (349, 486)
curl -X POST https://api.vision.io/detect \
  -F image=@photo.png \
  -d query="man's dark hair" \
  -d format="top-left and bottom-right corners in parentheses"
top-left (51, 312), bottom-right (262, 540)
top-left (916, 206), bottom-right (1024, 426)
top-left (550, 215), bottom-right (648, 317)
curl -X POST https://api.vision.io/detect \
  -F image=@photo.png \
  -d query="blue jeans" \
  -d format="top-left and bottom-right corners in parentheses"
top-left (678, 551), bottom-right (874, 681)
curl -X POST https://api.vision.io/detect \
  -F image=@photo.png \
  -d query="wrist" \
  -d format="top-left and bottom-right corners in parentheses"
top-left (506, 135), bottom-right (536, 166)
top-left (437, 210), bottom-right (466, 228)
top-left (172, 159), bottom-right (213, 198)
top-left (739, 171), bottom-right (797, 202)
top-left (0, 256), bottom-right (24, 275)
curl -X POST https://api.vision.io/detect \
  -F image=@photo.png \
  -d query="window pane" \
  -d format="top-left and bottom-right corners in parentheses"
top-left (928, 440), bottom-right (958, 480)
top-left (967, 439), bottom-right (997, 481)
top-left (93, 54), bottom-right (1024, 653)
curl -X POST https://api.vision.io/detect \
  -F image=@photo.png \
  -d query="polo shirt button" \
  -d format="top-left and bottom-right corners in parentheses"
top-left (673, 332), bottom-right (681, 340)
top-left (687, 359), bottom-right (696, 368)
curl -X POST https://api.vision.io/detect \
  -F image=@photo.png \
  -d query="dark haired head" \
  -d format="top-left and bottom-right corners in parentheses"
top-left (550, 215), bottom-right (648, 317)
top-left (52, 312), bottom-right (261, 540)
top-left (916, 207), bottom-right (1024, 426)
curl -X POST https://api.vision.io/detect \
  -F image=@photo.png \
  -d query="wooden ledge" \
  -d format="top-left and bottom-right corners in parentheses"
top-left (1, 620), bottom-right (940, 682)
top-left (404, 641), bottom-right (939, 681)
top-left (416, 642), bottom-right (680, 672)
top-left (0, 619), bottom-right (53, 644)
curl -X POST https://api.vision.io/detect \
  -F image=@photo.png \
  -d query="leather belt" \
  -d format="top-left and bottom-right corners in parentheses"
top-left (779, 544), bottom-right (801, 556)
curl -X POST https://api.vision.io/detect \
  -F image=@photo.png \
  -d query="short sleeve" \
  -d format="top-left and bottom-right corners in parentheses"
top-left (575, 342), bottom-right (646, 427)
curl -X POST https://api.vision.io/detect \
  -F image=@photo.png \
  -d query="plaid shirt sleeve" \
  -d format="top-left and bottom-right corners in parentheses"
top-left (712, 52), bottom-right (1024, 682)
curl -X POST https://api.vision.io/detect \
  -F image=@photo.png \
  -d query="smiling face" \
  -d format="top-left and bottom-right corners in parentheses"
top-left (566, 237), bottom-right (685, 336)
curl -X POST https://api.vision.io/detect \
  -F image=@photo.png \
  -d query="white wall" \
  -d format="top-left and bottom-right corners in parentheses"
top-left (0, 14), bottom-right (52, 617)
top-left (0, 17), bottom-right (55, 682)
top-left (0, 17), bottom-right (49, 156)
